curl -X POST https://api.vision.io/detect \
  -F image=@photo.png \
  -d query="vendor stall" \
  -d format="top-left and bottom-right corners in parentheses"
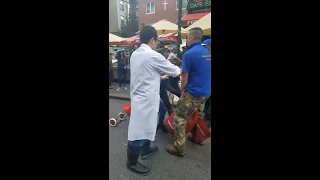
top-left (109, 35), bottom-right (140, 47)
top-left (184, 13), bottom-right (211, 36)
top-left (109, 33), bottom-right (125, 42)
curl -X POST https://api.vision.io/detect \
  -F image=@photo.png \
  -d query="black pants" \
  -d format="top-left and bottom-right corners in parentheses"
top-left (170, 77), bottom-right (181, 92)
top-left (204, 96), bottom-right (211, 127)
top-left (160, 89), bottom-right (172, 114)
top-left (118, 71), bottom-right (127, 88)
top-left (109, 69), bottom-right (113, 86)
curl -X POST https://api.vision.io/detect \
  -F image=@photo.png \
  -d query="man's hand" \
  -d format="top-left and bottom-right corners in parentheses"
top-left (124, 66), bottom-right (127, 69)
top-left (161, 75), bottom-right (170, 80)
top-left (174, 57), bottom-right (181, 62)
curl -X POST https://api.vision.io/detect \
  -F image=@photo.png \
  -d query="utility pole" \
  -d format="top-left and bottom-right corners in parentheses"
top-left (177, 0), bottom-right (182, 57)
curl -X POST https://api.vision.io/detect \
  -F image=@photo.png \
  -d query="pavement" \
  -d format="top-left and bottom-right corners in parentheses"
top-left (109, 98), bottom-right (211, 180)
top-left (109, 83), bottom-right (130, 100)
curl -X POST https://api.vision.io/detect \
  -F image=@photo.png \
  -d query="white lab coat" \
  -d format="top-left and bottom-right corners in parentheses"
top-left (128, 44), bottom-right (180, 141)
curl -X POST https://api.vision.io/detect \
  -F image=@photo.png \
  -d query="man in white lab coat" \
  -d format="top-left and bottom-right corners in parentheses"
top-left (127, 25), bottom-right (181, 176)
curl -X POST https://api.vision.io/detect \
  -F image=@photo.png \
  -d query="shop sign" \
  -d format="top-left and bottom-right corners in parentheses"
top-left (187, 0), bottom-right (211, 10)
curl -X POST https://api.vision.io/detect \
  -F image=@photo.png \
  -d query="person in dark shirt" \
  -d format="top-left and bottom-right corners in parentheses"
top-left (133, 44), bottom-right (139, 51)
top-left (131, 44), bottom-right (139, 56)
top-left (109, 53), bottom-right (113, 89)
top-left (157, 48), bottom-right (182, 133)
top-left (129, 44), bottom-right (140, 65)
top-left (201, 39), bottom-right (212, 129)
top-left (158, 76), bottom-right (182, 133)
top-left (201, 39), bottom-right (211, 53)
top-left (116, 49), bottom-right (128, 91)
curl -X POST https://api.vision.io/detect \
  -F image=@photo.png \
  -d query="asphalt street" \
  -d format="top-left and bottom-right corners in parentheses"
top-left (109, 98), bottom-right (211, 180)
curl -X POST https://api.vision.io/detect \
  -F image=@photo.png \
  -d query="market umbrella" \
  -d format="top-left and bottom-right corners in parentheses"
top-left (158, 33), bottom-right (177, 42)
top-left (151, 19), bottom-right (186, 35)
top-left (184, 13), bottom-right (211, 36)
top-left (109, 35), bottom-right (140, 47)
top-left (109, 33), bottom-right (125, 42)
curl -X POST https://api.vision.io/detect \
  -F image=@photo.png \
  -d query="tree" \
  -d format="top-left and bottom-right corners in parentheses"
top-left (117, 12), bottom-right (139, 37)
top-left (129, 11), bottom-right (139, 34)
top-left (118, 15), bottom-right (131, 38)
top-left (129, 0), bottom-right (139, 34)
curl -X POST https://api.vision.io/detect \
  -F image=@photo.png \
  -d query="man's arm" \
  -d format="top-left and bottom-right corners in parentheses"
top-left (151, 53), bottom-right (180, 77)
top-left (181, 52), bottom-right (191, 93)
top-left (173, 57), bottom-right (182, 66)
top-left (180, 72), bottom-right (188, 93)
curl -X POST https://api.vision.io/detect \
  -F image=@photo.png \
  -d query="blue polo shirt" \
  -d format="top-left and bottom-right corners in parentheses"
top-left (182, 42), bottom-right (211, 97)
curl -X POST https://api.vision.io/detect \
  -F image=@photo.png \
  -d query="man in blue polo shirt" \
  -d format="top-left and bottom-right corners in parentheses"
top-left (166, 27), bottom-right (211, 157)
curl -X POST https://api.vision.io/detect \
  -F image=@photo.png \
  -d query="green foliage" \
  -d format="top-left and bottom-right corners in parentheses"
top-left (118, 12), bottom-right (139, 38)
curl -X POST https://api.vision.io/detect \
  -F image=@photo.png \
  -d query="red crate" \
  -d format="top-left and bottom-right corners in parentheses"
top-left (163, 109), bottom-right (199, 137)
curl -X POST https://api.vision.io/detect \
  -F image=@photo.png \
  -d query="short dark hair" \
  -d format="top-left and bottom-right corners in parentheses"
top-left (139, 25), bottom-right (158, 44)
top-left (189, 27), bottom-right (203, 40)
top-left (133, 43), bottom-right (139, 48)
top-left (115, 51), bottom-right (124, 59)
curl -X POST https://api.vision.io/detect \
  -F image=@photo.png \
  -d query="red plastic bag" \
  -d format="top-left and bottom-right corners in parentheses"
top-left (122, 104), bottom-right (131, 116)
top-left (163, 109), bottom-right (199, 137)
top-left (189, 118), bottom-right (211, 143)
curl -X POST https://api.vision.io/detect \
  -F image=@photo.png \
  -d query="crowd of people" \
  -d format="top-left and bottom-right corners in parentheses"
top-left (110, 25), bottom-right (212, 176)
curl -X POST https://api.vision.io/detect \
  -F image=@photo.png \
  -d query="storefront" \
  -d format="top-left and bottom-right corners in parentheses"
top-left (181, 0), bottom-right (211, 28)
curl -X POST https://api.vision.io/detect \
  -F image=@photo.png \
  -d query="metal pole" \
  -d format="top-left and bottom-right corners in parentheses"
top-left (177, 0), bottom-right (182, 57)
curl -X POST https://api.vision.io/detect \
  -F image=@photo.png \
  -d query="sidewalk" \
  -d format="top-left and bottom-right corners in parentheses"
top-left (109, 83), bottom-right (130, 101)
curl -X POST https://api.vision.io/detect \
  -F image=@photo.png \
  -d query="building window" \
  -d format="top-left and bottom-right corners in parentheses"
top-left (120, 0), bottom-right (124, 11)
top-left (120, 15), bottom-right (125, 26)
top-left (146, 2), bottom-right (155, 14)
top-left (176, 0), bottom-right (187, 10)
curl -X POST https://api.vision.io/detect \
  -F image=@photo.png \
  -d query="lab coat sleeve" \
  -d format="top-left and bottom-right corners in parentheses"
top-left (151, 53), bottom-right (180, 77)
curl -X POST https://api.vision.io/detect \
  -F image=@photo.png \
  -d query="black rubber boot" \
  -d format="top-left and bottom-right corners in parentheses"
top-left (140, 141), bottom-right (159, 160)
top-left (127, 144), bottom-right (150, 176)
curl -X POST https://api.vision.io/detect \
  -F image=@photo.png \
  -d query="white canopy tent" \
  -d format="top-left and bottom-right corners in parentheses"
top-left (109, 33), bottom-right (125, 42)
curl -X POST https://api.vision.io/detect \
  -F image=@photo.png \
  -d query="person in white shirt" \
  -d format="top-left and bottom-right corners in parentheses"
top-left (167, 46), bottom-right (182, 66)
top-left (127, 25), bottom-right (181, 176)
top-left (167, 46), bottom-right (178, 62)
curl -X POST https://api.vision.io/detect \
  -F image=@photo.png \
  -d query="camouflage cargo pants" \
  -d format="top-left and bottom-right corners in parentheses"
top-left (174, 91), bottom-right (209, 153)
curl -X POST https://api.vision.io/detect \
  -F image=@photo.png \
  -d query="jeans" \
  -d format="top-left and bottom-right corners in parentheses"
top-left (128, 140), bottom-right (148, 147)
top-left (118, 71), bottom-right (127, 88)
top-left (158, 100), bottom-right (167, 126)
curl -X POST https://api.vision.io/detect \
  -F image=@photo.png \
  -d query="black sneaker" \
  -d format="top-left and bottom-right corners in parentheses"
top-left (140, 141), bottom-right (159, 160)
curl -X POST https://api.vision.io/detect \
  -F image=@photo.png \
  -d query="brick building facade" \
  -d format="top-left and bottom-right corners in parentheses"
top-left (138, 0), bottom-right (188, 30)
